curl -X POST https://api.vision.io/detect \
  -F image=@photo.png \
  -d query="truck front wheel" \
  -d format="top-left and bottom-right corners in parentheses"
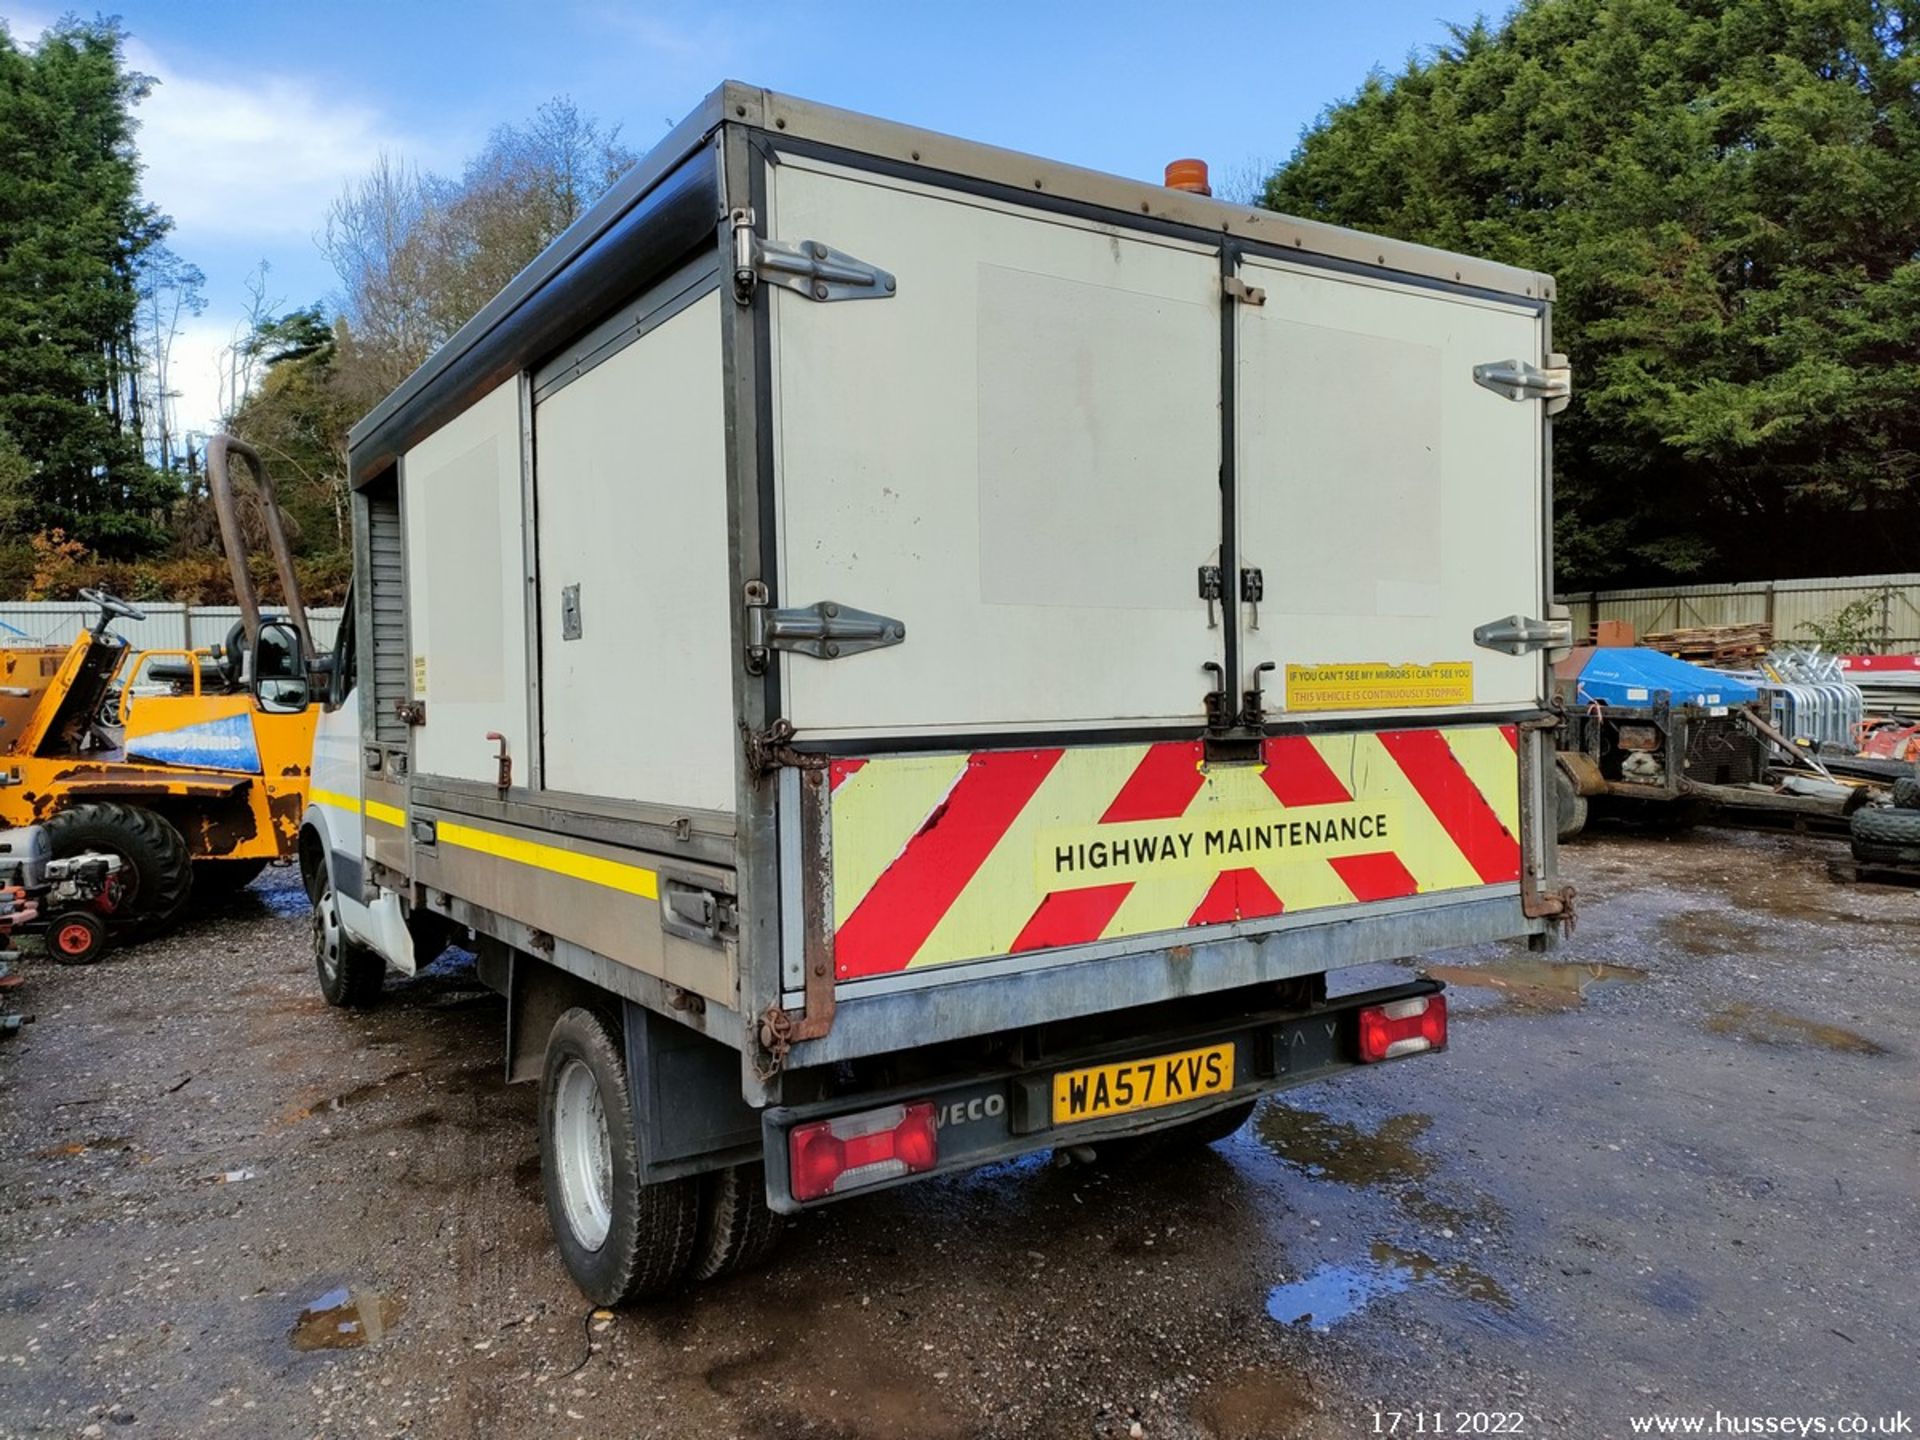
top-left (311, 866), bottom-right (384, 1008)
top-left (538, 1006), bottom-right (700, 1305)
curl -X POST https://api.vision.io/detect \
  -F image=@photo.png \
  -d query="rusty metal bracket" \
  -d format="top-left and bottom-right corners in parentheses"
top-left (1514, 708), bottom-right (1578, 935)
top-left (754, 767), bottom-right (837, 1077)
top-left (485, 731), bottom-right (512, 794)
top-left (394, 699), bottom-right (426, 727)
top-left (744, 718), bottom-right (829, 777)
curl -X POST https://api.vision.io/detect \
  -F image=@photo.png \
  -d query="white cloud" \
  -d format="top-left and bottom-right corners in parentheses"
top-left (164, 313), bottom-right (247, 444)
top-left (126, 38), bottom-right (417, 243)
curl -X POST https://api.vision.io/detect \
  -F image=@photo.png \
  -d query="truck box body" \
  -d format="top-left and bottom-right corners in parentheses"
top-left (313, 83), bottom-right (1569, 1230)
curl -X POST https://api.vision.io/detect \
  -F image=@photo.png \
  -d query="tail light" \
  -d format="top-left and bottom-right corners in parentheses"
top-left (789, 1100), bottom-right (938, 1202)
top-left (1358, 995), bottom-right (1447, 1062)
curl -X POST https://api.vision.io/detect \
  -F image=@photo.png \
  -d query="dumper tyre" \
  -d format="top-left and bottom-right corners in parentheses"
top-left (1849, 805), bottom-right (1920, 864)
top-left (192, 858), bottom-right (269, 898)
top-left (1892, 776), bottom-right (1920, 811)
top-left (44, 802), bottom-right (191, 930)
top-left (311, 865), bottom-right (384, 1008)
top-left (539, 1006), bottom-right (700, 1305)
top-left (689, 1164), bottom-right (785, 1283)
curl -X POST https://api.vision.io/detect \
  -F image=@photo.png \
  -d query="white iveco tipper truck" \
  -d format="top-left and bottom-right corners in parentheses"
top-left (298, 81), bottom-right (1575, 1303)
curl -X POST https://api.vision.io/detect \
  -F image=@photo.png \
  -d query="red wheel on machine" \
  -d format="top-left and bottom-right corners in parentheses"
top-left (50, 911), bottom-right (108, 965)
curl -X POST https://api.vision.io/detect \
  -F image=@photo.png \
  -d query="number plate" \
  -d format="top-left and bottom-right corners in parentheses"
top-left (1050, 1043), bottom-right (1235, 1125)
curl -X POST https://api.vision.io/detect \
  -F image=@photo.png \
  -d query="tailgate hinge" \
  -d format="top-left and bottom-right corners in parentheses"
top-left (1222, 274), bottom-right (1266, 306)
top-left (731, 207), bottom-right (896, 304)
top-left (1473, 354), bottom-right (1572, 415)
top-left (1474, 608), bottom-right (1574, 658)
top-left (743, 581), bottom-right (905, 675)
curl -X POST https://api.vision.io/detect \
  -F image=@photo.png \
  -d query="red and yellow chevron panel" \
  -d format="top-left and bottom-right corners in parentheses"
top-left (827, 725), bottom-right (1521, 980)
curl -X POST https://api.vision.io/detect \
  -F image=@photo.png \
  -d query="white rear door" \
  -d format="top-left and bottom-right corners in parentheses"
top-left (768, 157), bottom-right (1223, 739)
top-left (1235, 259), bottom-right (1546, 714)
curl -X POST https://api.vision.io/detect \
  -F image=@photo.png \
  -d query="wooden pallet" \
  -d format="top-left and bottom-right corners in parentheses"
top-left (1828, 856), bottom-right (1920, 889)
top-left (1640, 623), bottom-right (1773, 666)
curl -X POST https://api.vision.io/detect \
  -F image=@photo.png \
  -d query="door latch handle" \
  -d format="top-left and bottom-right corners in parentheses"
top-left (1198, 566), bottom-right (1223, 629)
top-left (1240, 567), bottom-right (1264, 632)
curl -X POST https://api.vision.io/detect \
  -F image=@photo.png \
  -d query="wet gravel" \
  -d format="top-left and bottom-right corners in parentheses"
top-left (0, 828), bottom-right (1915, 1439)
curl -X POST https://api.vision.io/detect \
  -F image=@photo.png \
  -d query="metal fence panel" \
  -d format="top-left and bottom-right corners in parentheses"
top-left (0, 603), bottom-right (343, 654)
top-left (1560, 573), bottom-right (1920, 653)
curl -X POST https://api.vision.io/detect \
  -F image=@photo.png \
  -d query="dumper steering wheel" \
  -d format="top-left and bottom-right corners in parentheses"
top-left (77, 588), bottom-right (146, 636)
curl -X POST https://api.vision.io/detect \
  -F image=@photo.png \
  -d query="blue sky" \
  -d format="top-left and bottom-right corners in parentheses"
top-left (2, 0), bottom-right (1486, 438)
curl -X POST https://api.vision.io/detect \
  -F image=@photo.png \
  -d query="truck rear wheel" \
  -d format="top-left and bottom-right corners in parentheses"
top-left (539, 1006), bottom-right (700, 1305)
top-left (44, 802), bottom-right (191, 929)
top-left (690, 1165), bottom-right (784, 1282)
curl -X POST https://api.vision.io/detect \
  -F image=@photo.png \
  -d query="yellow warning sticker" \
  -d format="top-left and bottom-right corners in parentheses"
top-left (1285, 661), bottom-right (1473, 713)
top-left (412, 655), bottom-right (428, 696)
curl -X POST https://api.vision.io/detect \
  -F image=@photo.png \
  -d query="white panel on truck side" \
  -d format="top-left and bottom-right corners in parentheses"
top-left (768, 156), bottom-right (1223, 739)
top-left (534, 291), bottom-right (735, 814)
top-left (402, 378), bottom-right (531, 784)
top-left (1236, 259), bottom-right (1546, 715)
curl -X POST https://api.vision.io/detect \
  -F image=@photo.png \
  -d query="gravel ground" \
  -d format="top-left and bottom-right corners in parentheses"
top-left (0, 827), bottom-right (1915, 1440)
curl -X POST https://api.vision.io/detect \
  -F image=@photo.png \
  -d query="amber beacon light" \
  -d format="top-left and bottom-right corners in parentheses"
top-left (1163, 157), bottom-right (1211, 195)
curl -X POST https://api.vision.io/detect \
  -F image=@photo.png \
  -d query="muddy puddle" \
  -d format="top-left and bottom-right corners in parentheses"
top-left (1704, 1002), bottom-right (1886, 1056)
top-left (1253, 1106), bottom-right (1436, 1186)
top-left (1267, 1241), bottom-right (1511, 1331)
top-left (1423, 956), bottom-right (1647, 1009)
top-left (288, 1287), bottom-right (405, 1352)
top-left (280, 1068), bottom-right (420, 1125)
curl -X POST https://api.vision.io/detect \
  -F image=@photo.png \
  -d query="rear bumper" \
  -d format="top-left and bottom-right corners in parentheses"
top-left (761, 976), bottom-right (1444, 1212)
top-left (784, 890), bottom-right (1521, 1067)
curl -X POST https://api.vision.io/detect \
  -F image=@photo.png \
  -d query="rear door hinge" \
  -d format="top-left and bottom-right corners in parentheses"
top-left (743, 581), bottom-right (906, 675)
top-left (1474, 609), bottom-right (1575, 657)
top-left (730, 207), bottom-right (896, 304)
top-left (1473, 354), bottom-right (1572, 415)
top-left (1222, 274), bottom-right (1266, 306)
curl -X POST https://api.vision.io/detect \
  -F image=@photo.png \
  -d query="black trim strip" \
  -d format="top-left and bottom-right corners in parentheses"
top-left (351, 147), bottom-right (721, 486)
top-left (749, 142), bottom-right (783, 721)
top-left (780, 708), bottom-right (1548, 757)
top-left (1219, 244), bottom-right (1241, 718)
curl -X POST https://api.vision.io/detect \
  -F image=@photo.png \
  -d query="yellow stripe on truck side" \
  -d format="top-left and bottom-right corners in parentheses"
top-left (436, 820), bottom-right (659, 900)
top-left (307, 788), bottom-right (407, 828)
top-left (306, 790), bottom-right (657, 899)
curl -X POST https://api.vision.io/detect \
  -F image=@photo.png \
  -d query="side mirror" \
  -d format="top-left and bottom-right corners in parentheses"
top-left (252, 619), bottom-right (309, 714)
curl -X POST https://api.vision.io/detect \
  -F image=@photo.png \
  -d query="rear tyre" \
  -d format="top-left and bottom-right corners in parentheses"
top-left (1104, 1098), bottom-right (1259, 1159)
top-left (311, 865), bottom-right (385, 1008)
top-left (539, 1006), bottom-right (700, 1305)
top-left (690, 1165), bottom-right (785, 1282)
top-left (1891, 776), bottom-right (1920, 811)
top-left (44, 803), bottom-right (191, 929)
top-left (192, 858), bottom-right (269, 898)
top-left (47, 911), bottom-right (108, 965)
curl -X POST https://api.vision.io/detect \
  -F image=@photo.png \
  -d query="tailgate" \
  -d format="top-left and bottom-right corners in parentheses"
top-left (823, 725), bottom-right (1521, 982)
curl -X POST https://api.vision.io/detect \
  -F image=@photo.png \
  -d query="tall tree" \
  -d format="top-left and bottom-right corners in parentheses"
top-left (321, 97), bottom-right (634, 394)
top-left (1265, 0), bottom-right (1920, 586)
top-left (0, 17), bottom-right (175, 555)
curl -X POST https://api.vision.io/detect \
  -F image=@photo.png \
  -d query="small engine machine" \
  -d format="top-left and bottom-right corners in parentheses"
top-left (0, 826), bottom-right (125, 966)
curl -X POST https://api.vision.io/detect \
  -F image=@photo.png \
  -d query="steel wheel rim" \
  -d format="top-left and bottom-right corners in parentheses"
top-left (312, 882), bottom-right (341, 985)
top-left (552, 1057), bottom-right (613, 1251)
